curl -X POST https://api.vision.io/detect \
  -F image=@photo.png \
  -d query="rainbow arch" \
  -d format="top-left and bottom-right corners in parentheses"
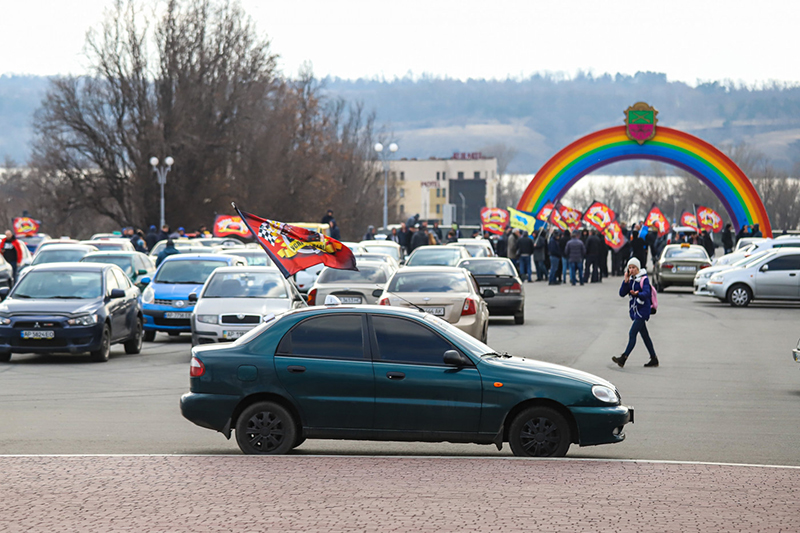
top-left (516, 126), bottom-right (772, 237)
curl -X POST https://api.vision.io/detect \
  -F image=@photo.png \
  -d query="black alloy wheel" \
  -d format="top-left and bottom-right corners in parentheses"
top-left (90, 325), bottom-right (111, 362)
top-left (143, 330), bottom-right (156, 342)
top-left (235, 402), bottom-right (297, 455)
top-left (124, 317), bottom-right (143, 354)
top-left (509, 406), bottom-right (571, 458)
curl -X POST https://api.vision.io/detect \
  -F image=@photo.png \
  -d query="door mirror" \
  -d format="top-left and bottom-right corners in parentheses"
top-left (760, 264), bottom-right (769, 272)
top-left (443, 349), bottom-right (468, 367)
top-left (482, 289), bottom-right (495, 298)
top-left (109, 288), bottom-right (126, 299)
top-left (140, 277), bottom-right (151, 285)
top-left (372, 289), bottom-right (383, 298)
top-left (188, 292), bottom-right (198, 303)
top-left (0, 287), bottom-right (9, 301)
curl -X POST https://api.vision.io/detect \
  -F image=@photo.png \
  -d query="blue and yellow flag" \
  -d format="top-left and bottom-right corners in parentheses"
top-left (507, 207), bottom-right (536, 234)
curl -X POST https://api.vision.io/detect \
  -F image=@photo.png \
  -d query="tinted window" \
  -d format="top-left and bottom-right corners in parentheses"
top-left (406, 248), bottom-right (463, 266)
top-left (459, 259), bottom-right (516, 276)
top-left (317, 265), bottom-right (387, 284)
top-left (112, 268), bottom-right (130, 289)
top-left (765, 255), bottom-right (800, 271)
top-left (32, 249), bottom-right (89, 265)
top-left (773, 242), bottom-right (800, 248)
top-left (203, 271), bottom-right (287, 298)
top-left (278, 315), bottom-right (364, 360)
top-left (387, 272), bottom-right (469, 293)
top-left (664, 248), bottom-right (708, 259)
top-left (372, 316), bottom-right (455, 365)
top-left (81, 255), bottom-right (134, 275)
top-left (106, 270), bottom-right (119, 293)
top-left (155, 260), bottom-right (227, 284)
top-left (12, 271), bottom-right (103, 299)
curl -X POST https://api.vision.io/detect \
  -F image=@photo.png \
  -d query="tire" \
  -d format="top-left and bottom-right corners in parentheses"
top-left (728, 284), bottom-right (752, 307)
top-left (0, 351), bottom-right (10, 363)
top-left (143, 330), bottom-right (156, 342)
top-left (124, 317), bottom-right (143, 354)
top-left (90, 325), bottom-right (111, 363)
top-left (514, 311), bottom-right (524, 325)
top-left (292, 435), bottom-right (306, 449)
top-left (717, 297), bottom-right (727, 303)
top-left (168, 331), bottom-right (180, 337)
top-left (509, 406), bottom-right (571, 458)
top-left (235, 401), bottom-right (297, 455)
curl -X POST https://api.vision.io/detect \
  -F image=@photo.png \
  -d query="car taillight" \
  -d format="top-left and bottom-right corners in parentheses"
top-left (379, 297), bottom-right (390, 306)
top-left (699, 264), bottom-right (710, 269)
top-left (500, 282), bottom-right (522, 294)
top-left (462, 298), bottom-right (477, 316)
top-left (190, 356), bottom-right (205, 377)
top-left (662, 263), bottom-right (674, 269)
top-left (307, 289), bottom-right (317, 306)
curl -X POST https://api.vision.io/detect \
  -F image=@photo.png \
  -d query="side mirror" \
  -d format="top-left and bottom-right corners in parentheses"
top-left (443, 349), bottom-right (468, 367)
top-left (138, 269), bottom-right (148, 275)
top-left (188, 293), bottom-right (198, 303)
top-left (399, 260), bottom-right (406, 266)
top-left (372, 289), bottom-right (383, 298)
top-left (760, 264), bottom-right (769, 272)
top-left (109, 288), bottom-right (126, 299)
top-left (0, 287), bottom-right (9, 301)
top-left (140, 277), bottom-right (151, 285)
top-left (482, 289), bottom-right (495, 298)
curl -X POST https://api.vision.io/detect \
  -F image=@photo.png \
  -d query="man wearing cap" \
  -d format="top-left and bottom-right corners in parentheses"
top-left (612, 257), bottom-right (659, 368)
top-left (145, 225), bottom-right (159, 250)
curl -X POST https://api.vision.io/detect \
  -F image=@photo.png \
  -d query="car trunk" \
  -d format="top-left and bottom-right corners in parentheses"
top-left (472, 275), bottom-right (519, 296)
top-left (318, 283), bottom-right (384, 305)
top-left (384, 292), bottom-right (468, 323)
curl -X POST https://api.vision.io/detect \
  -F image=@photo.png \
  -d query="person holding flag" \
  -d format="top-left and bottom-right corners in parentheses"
top-left (612, 257), bottom-right (659, 369)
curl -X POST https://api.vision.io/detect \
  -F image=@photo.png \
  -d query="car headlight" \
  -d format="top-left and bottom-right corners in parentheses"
top-left (710, 274), bottom-right (724, 282)
top-left (591, 385), bottom-right (619, 404)
top-left (142, 285), bottom-right (155, 304)
top-left (67, 314), bottom-right (99, 326)
top-left (196, 314), bottom-right (218, 324)
top-left (0, 317), bottom-right (10, 325)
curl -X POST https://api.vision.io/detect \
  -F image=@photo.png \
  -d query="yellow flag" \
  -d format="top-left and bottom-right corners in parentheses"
top-left (507, 207), bottom-right (536, 234)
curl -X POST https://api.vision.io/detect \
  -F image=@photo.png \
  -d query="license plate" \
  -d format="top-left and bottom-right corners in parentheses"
top-left (22, 330), bottom-right (54, 340)
top-left (677, 266), bottom-right (696, 272)
top-left (223, 330), bottom-right (245, 340)
top-left (165, 312), bottom-right (192, 319)
top-left (422, 307), bottom-right (446, 316)
top-left (483, 286), bottom-right (498, 295)
top-left (338, 296), bottom-right (362, 304)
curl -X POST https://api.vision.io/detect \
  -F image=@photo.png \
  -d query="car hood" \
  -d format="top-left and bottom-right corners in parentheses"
top-left (194, 298), bottom-right (292, 315)
top-left (0, 297), bottom-right (103, 317)
top-left (152, 282), bottom-right (205, 298)
top-left (482, 355), bottom-right (616, 389)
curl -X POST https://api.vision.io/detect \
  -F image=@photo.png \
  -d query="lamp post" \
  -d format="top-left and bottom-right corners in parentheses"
top-left (149, 156), bottom-right (174, 229)
top-left (373, 142), bottom-right (398, 230)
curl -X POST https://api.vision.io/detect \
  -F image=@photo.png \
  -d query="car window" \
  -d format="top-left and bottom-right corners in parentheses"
top-left (406, 248), bottom-right (462, 266)
top-left (664, 248), bottom-right (708, 259)
top-left (112, 268), bottom-right (131, 289)
top-left (81, 255), bottom-right (134, 275)
top-left (203, 271), bottom-right (288, 298)
top-left (317, 265), bottom-right (387, 284)
top-left (361, 245), bottom-right (399, 260)
top-left (372, 316), bottom-right (455, 365)
top-left (765, 255), bottom-right (800, 271)
top-left (154, 260), bottom-right (226, 284)
top-left (32, 250), bottom-right (88, 265)
top-left (772, 242), bottom-right (800, 248)
top-left (105, 270), bottom-right (119, 294)
top-left (387, 272), bottom-right (469, 293)
top-left (459, 259), bottom-right (516, 276)
top-left (12, 271), bottom-right (103, 299)
top-left (277, 315), bottom-right (365, 360)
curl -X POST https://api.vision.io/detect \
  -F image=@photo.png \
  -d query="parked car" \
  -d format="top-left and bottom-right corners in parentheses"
top-left (377, 266), bottom-right (490, 342)
top-left (734, 237), bottom-right (766, 251)
top-left (141, 254), bottom-right (247, 341)
top-left (22, 244), bottom-right (99, 278)
top-left (0, 256), bottom-right (13, 288)
top-left (294, 264), bottom-right (324, 294)
top-left (405, 246), bottom-right (471, 267)
top-left (190, 266), bottom-right (305, 346)
top-left (147, 238), bottom-right (195, 261)
top-left (80, 251), bottom-right (156, 290)
top-left (448, 239), bottom-right (496, 258)
top-left (79, 239), bottom-right (135, 252)
top-left (652, 244), bottom-right (711, 291)
top-left (16, 233), bottom-right (50, 254)
top-left (217, 249), bottom-right (271, 267)
top-left (308, 261), bottom-right (395, 306)
top-left (705, 248), bottom-right (800, 306)
top-left (0, 263), bottom-right (143, 362)
top-left (33, 239), bottom-right (80, 255)
top-left (194, 237), bottom-right (246, 248)
top-left (458, 257), bottom-right (524, 324)
top-left (180, 305), bottom-right (633, 457)
top-left (352, 252), bottom-right (400, 270)
top-left (359, 240), bottom-right (403, 262)
top-left (694, 250), bottom-right (771, 297)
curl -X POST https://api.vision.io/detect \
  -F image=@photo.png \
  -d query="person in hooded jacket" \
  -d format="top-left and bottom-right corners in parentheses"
top-left (548, 230), bottom-right (562, 285)
top-left (156, 239), bottom-right (181, 267)
top-left (145, 226), bottom-right (159, 250)
top-left (612, 257), bottom-right (659, 368)
top-left (721, 223), bottom-right (734, 254)
top-left (1, 230), bottom-right (24, 285)
top-left (532, 229), bottom-right (547, 281)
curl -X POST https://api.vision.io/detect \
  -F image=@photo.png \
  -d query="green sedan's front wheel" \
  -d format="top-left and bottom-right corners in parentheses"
top-left (235, 401), bottom-right (297, 455)
top-left (509, 406), bottom-right (571, 457)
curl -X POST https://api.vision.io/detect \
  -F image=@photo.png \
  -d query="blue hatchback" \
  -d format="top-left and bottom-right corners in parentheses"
top-left (142, 254), bottom-right (246, 341)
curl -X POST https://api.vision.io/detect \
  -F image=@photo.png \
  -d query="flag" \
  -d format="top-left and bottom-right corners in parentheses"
top-left (555, 203), bottom-right (583, 231)
top-left (644, 203), bottom-right (671, 236)
top-left (508, 207), bottom-right (537, 234)
top-left (13, 217), bottom-right (40, 237)
top-left (480, 207), bottom-right (509, 235)
top-left (680, 212), bottom-right (698, 230)
top-left (535, 201), bottom-right (555, 222)
top-left (582, 200), bottom-right (615, 231)
top-left (213, 214), bottom-right (252, 238)
top-left (234, 205), bottom-right (357, 278)
top-left (695, 205), bottom-right (723, 233)
top-left (548, 205), bottom-right (569, 231)
top-left (603, 220), bottom-right (628, 251)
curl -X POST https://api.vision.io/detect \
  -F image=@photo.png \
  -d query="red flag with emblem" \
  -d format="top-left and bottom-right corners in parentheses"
top-left (548, 204), bottom-right (568, 231)
top-left (535, 201), bottom-right (555, 222)
top-left (555, 203), bottom-right (583, 231)
top-left (680, 212), bottom-right (698, 230)
top-left (582, 200), bottom-right (615, 231)
top-left (644, 203), bottom-right (671, 236)
top-left (480, 208), bottom-right (509, 235)
top-left (695, 205), bottom-right (723, 233)
top-left (213, 214), bottom-right (252, 238)
top-left (602, 220), bottom-right (628, 251)
top-left (234, 205), bottom-right (357, 278)
top-left (13, 217), bottom-right (40, 237)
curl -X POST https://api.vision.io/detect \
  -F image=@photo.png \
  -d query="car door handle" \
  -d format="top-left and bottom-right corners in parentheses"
top-left (790, 273), bottom-right (797, 277)
top-left (287, 365), bottom-right (306, 373)
top-left (386, 372), bottom-right (405, 380)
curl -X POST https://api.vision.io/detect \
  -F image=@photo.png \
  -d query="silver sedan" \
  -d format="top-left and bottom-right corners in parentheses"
top-left (705, 248), bottom-right (800, 306)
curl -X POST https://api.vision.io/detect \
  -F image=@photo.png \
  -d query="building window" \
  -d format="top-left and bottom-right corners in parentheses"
top-left (436, 171), bottom-right (440, 180)
top-left (399, 188), bottom-right (405, 198)
top-left (458, 171), bottom-right (464, 180)
top-left (474, 171), bottom-right (481, 179)
top-left (442, 172), bottom-right (446, 180)
top-left (400, 204), bottom-right (405, 213)
top-left (400, 171), bottom-right (405, 181)
top-left (435, 189), bottom-right (440, 198)
top-left (436, 204), bottom-right (441, 214)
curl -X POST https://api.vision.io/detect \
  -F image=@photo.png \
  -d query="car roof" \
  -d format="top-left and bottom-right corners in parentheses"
top-left (392, 265), bottom-right (466, 273)
top-left (26, 262), bottom-right (111, 272)
top-left (161, 253), bottom-right (236, 262)
top-left (82, 251), bottom-right (144, 259)
top-left (455, 239), bottom-right (491, 245)
top-left (410, 246), bottom-right (462, 253)
top-left (664, 243), bottom-right (705, 249)
top-left (81, 238), bottom-right (130, 244)
top-left (208, 266), bottom-right (282, 274)
top-left (279, 303), bottom-right (437, 321)
top-left (38, 244), bottom-right (98, 252)
top-left (457, 256), bottom-right (509, 262)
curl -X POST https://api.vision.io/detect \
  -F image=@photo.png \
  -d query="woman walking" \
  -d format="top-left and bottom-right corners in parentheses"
top-left (612, 257), bottom-right (659, 368)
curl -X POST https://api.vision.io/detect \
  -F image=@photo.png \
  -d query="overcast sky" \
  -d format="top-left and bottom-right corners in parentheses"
top-left (1, 0), bottom-right (797, 85)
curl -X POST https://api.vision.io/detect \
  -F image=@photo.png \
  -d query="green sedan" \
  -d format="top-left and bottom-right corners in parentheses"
top-left (181, 305), bottom-right (633, 457)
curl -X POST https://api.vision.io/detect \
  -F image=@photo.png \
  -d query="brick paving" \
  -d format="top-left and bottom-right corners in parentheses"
top-left (0, 456), bottom-right (797, 532)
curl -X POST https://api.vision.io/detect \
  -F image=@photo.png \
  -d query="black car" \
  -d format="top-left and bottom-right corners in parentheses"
top-left (0, 263), bottom-right (143, 362)
top-left (458, 257), bottom-right (525, 324)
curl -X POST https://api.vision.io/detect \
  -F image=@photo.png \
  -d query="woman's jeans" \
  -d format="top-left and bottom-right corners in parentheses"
top-left (623, 318), bottom-right (656, 359)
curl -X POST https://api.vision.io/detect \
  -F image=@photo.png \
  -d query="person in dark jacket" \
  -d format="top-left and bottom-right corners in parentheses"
top-left (533, 230), bottom-right (548, 281)
top-left (446, 230), bottom-right (458, 243)
top-left (409, 225), bottom-right (429, 252)
top-left (131, 230), bottom-right (148, 253)
top-left (613, 222), bottom-right (631, 276)
top-left (321, 209), bottom-right (334, 225)
top-left (363, 225), bottom-right (376, 240)
top-left (630, 224), bottom-right (647, 269)
top-left (156, 239), bottom-right (180, 267)
top-left (158, 225), bottom-right (170, 242)
top-left (495, 229), bottom-right (508, 258)
top-left (507, 229), bottom-right (520, 272)
top-left (612, 257), bottom-right (659, 368)
top-left (564, 232), bottom-right (586, 286)
top-left (558, 230), bottom-right (570, 282)
top-left (1, 230), bottom-right (24, 284)
top-left (516, 231), bottom-right (534, 282)
top-left (721, 223), bottom-right (734, 254)
top-left (751, 224), bottom-right (762, 238)
top-left (145, 225), bottom-right (159, 250)
top-left (548, 230), bottom-right (562, 285)
top-left (701, 230), bottom-right (715, 259)
top-left (431, 221), bottom-right (443, 242)
top-left (329, 220), bottom-right (341, 241)
top-left (583, 229), bottom-right (603, 283)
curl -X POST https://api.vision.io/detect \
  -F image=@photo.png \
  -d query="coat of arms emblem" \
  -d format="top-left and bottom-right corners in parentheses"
top-left (624, 102), bottom-right (658, 144)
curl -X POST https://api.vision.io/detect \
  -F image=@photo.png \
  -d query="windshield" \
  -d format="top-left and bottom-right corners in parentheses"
top-left (664, 248), bottom-right (708, 260)
top-left (13, 271), bottom-right (103, 299)
top-left (459, 259), bottom-right (515, 276)
top-left (81, 256), bottom-right (133, 275)
top-left (362, 245), bottom-right (399, 260)
top-left (32, 250), bottom-right (89, 265)
top-left (354, 254), bottom-right (390, 264)
top-left (407, 248), bottom-right (462, 266)
top-left (733, 250), bottom-right (770, 268)
top-left (91, 242), bottom-right (126, 251)
top-left (225, 252), bottom-right (271, 266)
top-left (423, 313), bottom-right (492, 357)
top-left (203, 271), bottom-right (287, 298)
top-left (318, 265), bottom-right (387, 284)
top-left (459, 244), bottom-right (491, 257)
top-left (387, 271), bottom-right (469, 292)
top-left (155, 260), bottom-right (227, 284)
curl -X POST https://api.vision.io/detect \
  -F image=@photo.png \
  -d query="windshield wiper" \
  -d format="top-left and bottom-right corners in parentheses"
top-left (481, 351), bottom-right (512, 358)
top-left (49, 296), bottom-right (84, 299)
top-left (14, 294), bottom-right (31, 298)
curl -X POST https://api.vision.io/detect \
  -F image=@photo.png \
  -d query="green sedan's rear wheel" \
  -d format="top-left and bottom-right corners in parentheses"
top-left (509, 406), bottom-right (571, 458)
top-left (235, 401), bottom-right (297, 455)
top-left (728, 284), bottom-right (752, 307)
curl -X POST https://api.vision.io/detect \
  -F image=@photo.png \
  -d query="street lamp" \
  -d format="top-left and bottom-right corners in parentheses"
top-left (373, 142), bottom-right (398, 230)
top-left (150, 156), bottom-right (174, 229)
